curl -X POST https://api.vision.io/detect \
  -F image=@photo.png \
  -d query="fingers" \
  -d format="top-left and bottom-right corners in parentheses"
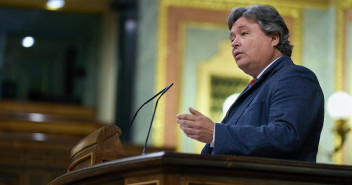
top-left (177, 107), bottom-right (203, 119)
top-left (179, 125), bottom-right (212, 143)
top-left (176, 108), bottom-right (205, 127)
top-left (176, 114), bottom-right (195, 132)
top-left (189, 107), bottom-right (203, 116)
top-left (176, 113), bottom-right (197, 121)
top-left (176, 119), bottom-right (194, 127)
top-left (176, 108), bottom-right (214, 144)
top-left (179, 125), bottom-right (199, 138)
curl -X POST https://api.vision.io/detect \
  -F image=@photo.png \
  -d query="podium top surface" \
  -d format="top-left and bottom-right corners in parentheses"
top-left (49, 152), bottom-right (352, 185)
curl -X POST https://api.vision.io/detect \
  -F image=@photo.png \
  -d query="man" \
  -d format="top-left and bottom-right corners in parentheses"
top-left (176, 5), bottom-right (324, 162)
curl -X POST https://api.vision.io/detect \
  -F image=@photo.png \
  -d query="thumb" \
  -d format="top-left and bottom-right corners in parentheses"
top-left (189, 107), bottom-right (203, 116)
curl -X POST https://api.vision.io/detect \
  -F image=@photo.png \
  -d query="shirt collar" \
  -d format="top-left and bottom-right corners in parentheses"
top-left (256, 56), bottom-right (282, 79)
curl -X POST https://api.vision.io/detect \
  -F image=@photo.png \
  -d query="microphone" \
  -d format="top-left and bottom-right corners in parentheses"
top-left (121, 83), bottom-right (174, 144)
top-left (142, 83), bottom-right (173, 155)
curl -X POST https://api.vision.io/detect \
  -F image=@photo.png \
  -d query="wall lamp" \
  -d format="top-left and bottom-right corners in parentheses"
top-left (327, 91), bottom-right (352, 154)
top-left (46, 0), bottom-right (65, 10)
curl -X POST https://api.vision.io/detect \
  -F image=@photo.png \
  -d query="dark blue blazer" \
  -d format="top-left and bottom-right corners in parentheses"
top-left (201, 56), bottom-right (324, 162)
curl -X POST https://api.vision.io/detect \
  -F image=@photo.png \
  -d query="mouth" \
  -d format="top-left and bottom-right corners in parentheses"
top-left (233, 51), bottom-right (242, 60)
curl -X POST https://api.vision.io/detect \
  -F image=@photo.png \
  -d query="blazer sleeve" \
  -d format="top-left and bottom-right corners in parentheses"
top-left (211, 66), bottom-right (324, 159)
top-left (201, 143), bottom-right (213, 154)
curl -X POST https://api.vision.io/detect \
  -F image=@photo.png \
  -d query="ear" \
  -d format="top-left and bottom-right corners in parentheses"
top-left (270, 33), bottom-right (280, 47)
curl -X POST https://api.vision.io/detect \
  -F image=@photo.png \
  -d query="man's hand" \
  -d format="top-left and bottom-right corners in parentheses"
top-left (176, 107), bottom-right (214, 144)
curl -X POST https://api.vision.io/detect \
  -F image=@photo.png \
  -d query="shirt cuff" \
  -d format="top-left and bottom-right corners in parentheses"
top-left (210, 123), bottom-right (215, 147)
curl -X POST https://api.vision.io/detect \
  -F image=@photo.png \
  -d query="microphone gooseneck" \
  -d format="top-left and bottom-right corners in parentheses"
top-left (121, 83), bottom-right (174, 144)
top-left (142, 83), bottom-right (173, 155)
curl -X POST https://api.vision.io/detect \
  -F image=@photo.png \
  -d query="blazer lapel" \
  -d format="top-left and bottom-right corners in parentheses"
top-left (222, 56), bottom-right (292, 124)
top-left (225, 88), bottom-right (259, 124)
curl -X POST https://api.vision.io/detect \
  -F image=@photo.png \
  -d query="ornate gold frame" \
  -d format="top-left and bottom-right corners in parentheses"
top-left (334, 0), bottom-right (352, 164)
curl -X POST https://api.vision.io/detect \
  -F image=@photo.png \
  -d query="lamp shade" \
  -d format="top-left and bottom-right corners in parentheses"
top-left (47, 0), bottom-right (65, 10)
top-left (327, 91), bottom-right (352, 119)
top-left (222, 93), bottom-right (239, 117)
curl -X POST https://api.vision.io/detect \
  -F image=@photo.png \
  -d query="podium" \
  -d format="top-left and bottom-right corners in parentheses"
top-left (49, 152), bottom-right (352, 185)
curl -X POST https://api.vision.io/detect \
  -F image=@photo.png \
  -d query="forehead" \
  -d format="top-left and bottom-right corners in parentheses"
top-left (230, 17), bottom-right (259, 32)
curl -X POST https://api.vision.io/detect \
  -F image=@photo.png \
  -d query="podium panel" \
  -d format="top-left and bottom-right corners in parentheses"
top-left (49, 152), bottom-right (352, 185)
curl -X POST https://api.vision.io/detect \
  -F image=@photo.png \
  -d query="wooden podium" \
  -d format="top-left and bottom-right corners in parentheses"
top-left (49, 152), bottom-right (352, 185)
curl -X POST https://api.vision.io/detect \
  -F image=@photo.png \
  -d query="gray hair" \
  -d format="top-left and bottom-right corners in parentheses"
top-left (228, 5), bottom-right (293, 57)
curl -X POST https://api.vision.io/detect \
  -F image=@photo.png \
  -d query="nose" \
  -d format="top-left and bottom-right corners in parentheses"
top-left (231, 37), bottom-right (239, 49)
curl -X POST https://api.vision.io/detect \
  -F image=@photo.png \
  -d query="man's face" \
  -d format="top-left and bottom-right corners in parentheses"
top-left (230, 17), bottom-right (280, 78)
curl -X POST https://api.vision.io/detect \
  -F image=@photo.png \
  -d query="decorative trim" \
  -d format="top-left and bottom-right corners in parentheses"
top-left (336, 6), bottom-right (345, 91)
top-left (334, 0), bottom-right (352, 164)
top-left (127, 180), bottom-right (160, 185)
top-left (185, 180), bottom-right (229, 185)
top-left (67, 153), bottom-right (94, 172)
top-left (334, 1), bottom-right (344, 164)
top-left (176, 20), bottom-right (188, 151)
top-left (154, 4), bottom-right (230, 148)
top-left (160, 0), bottom-right (329, 10)
top-left (153, 0), bottom-right (169, 147)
